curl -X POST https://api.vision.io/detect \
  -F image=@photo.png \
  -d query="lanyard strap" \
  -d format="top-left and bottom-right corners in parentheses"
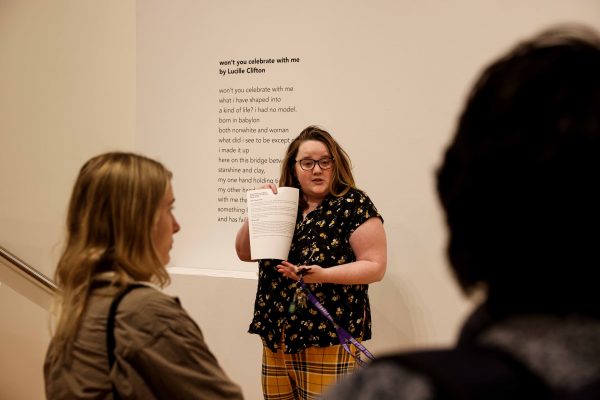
top-left (297, 278), bottom-right (375, 367)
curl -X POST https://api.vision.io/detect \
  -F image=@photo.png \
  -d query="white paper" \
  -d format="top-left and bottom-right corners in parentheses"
top-left (247, 187), bottom-right (299, 260)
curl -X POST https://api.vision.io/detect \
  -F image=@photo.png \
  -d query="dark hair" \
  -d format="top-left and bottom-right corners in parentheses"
top-left (436, 25), bottom-right (600, 316)
top-left (279, 125), bottom-right (355, 210)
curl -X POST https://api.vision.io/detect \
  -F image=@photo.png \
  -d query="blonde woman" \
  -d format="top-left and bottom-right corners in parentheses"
top-left (44, 152), bottom-right (243, 399)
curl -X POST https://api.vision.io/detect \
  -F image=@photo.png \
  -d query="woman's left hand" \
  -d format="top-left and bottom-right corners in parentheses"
top-left (277, 261), bottom-right (322, 283)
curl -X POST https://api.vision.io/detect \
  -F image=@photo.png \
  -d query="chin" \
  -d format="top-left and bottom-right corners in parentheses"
top-left (160, 255), bottom-right (170, 266)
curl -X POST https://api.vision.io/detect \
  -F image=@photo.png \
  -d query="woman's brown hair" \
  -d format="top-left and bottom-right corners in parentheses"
top-left (51, 152), bottom-right (172, 352)
top-left (279, 126), bottom-right (355, 210)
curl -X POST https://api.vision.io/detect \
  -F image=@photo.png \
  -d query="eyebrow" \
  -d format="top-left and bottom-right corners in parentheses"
top-left (298, 155), bottom-right (332, 159)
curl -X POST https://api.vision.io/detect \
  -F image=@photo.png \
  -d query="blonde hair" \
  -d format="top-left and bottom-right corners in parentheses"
top-left (52, 152), bottom-right (172, 351)
top-left (279, 126), bottom-right (355, 210)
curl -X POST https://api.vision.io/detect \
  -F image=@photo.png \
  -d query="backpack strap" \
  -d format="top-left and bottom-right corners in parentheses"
top-left (106, 283), bottom-right (147, 399)
top-left (375, 347), bottom-right (550, 400)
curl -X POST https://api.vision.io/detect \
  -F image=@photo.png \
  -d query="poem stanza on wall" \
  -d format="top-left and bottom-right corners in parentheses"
top-left (216, 56), bottom-right (301, 223)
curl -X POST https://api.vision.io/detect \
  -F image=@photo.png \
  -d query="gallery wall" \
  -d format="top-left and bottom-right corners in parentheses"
top-left (0, 2), bottom-right (136, 399)
top-left (1, 1), bottom-right (598, 399)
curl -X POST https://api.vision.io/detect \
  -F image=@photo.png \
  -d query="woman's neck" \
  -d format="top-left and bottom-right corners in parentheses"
top-left (303, 197), bottom-right (324, 217)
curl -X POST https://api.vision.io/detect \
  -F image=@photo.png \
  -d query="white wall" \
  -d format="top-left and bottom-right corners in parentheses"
top-left (136, 3), bottom-right (600, 398)
top-left (0, 279), bottom-right (50, 400)
top-left (0, 0), bottom-right (137, 273)
top-left (1, 1), bottom-right (599, 400)
top-left (0, 1), bottom-right (136, 399)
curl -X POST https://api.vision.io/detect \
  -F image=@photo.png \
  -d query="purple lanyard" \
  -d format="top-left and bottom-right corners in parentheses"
top-left (297, 278), bottom-right (375, 367)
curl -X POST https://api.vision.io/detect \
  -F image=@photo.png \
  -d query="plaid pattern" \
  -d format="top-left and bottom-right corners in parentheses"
top-left (261, 343), bottom-right (358, 399)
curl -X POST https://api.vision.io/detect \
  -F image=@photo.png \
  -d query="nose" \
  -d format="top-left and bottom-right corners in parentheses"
top-left (173, 216), bottom-right (181, 233)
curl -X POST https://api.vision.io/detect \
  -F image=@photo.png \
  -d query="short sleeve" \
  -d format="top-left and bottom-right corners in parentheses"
top-left (347, 189), bottom-right (383, 234)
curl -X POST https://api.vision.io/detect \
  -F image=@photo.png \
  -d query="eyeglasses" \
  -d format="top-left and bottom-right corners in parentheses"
top-left (296, 157), bottom-right (334, 171)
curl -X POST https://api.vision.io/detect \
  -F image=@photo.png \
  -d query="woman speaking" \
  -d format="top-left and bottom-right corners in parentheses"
top-left (236, 125), bottom-right (387, 399)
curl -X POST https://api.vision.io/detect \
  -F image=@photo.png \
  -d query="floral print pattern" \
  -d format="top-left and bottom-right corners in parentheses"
top-left (249, 188), bottom-right (382, 353)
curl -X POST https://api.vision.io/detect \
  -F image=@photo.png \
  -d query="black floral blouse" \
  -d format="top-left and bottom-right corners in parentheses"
top-left (249, 187), bottom-right (383, 353)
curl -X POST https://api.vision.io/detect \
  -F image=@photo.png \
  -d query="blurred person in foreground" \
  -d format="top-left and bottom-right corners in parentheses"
top-left (44, 152), bottom-right (243, 399)
top-left (323, 24), bottom-right (600, 399)
top-left (236, 126), bottom-right (387, 399)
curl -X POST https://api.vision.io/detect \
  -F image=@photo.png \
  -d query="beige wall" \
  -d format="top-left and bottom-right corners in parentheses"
top-left (0, 0), bottom-right (136, 274)
top-left (0, 277), bottom-right (50, 400)
top-left (0, 1), bottom-right (136, 399)
top-left (1, 1), bottom-right (599, 400)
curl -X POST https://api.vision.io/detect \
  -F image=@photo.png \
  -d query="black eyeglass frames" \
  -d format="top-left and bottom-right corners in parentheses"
top-left (296, 157), bottom-right (334, 171)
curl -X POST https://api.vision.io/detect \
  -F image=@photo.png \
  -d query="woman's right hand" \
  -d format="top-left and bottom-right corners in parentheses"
top-left (260, 183), bottom-right (278, 194)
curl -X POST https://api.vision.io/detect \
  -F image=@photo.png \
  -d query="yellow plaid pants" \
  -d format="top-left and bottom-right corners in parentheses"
top-left (261, 341), bottom-right (358, 400)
